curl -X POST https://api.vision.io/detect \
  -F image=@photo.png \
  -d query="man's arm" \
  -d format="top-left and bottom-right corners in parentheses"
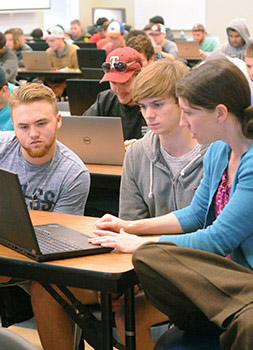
top-left (119, 145), bottom-right (150, 220)
top-left (1, 57), bottom-right (18, 83)
top-left (53, 170), bottom-right (90, 215)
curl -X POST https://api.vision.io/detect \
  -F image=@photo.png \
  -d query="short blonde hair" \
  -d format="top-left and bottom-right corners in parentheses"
top-left (9, 82), bottom-right (58, 115)
top-left (245, 42), bottom-right (253, 58)
top-left (133, 59), bottom-right (189, 103)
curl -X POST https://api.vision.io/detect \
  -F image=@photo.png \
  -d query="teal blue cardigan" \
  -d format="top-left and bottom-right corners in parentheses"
top-left (160, 141), bottom-right (253, 270)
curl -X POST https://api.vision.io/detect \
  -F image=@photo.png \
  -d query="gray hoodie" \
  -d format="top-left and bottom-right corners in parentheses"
top-left (119, 131), bottom-right (208, 220)
top-left (218, 18), bottom-right (252, 60)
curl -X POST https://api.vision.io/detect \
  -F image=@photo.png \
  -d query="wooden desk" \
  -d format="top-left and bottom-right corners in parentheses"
top-left (85, 164), bottom-right (123, 217)
top-left (0, 211), bottom-right (137, 350)
top-left (17, 68), bottom-right (83, 80)
top-left (86, 163), bottom-right (122, 176)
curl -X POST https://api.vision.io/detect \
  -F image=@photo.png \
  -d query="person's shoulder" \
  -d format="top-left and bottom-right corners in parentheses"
top-left (56, 141), bottom-right (88, 172)
top-left (164, 39), bottom-right (177, 48)
top-left (67, 43), bottom-right (79, 51)
top-left (2, 47), bottom-right (16, 59)
top-left (22, 43), bottom-right (32, 51)
top-left (97, 89), bottom-right (117, 102)
top-left (204, 141), bottom-right (228, 161)
top-left (8, 83), bottom-right (18, 93)
top-left (126, 131), bottom-right (157, 156)
top-left (0, 131), bottom-right (16, 143)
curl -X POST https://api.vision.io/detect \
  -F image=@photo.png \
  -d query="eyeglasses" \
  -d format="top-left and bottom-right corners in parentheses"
top-left (102, 61), bottom-right (137, 73)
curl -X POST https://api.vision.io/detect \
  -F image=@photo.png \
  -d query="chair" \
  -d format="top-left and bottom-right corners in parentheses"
top-left (155, 326), bottom-right (220, 350)
top-left (0, 327), bottom-right (38, 350)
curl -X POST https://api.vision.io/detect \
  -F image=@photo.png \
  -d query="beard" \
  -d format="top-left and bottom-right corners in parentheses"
top-left (23, 135), bottom-right (56, 158)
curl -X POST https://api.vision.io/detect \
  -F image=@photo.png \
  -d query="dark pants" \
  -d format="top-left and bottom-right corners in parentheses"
top-left (133, 242), bottom-right (253, 350)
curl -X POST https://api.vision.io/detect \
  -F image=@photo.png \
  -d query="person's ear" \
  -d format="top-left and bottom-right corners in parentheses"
top-left (56, 114), bottom-right (62, 129)
top-left (216, 104), bottom-right (227, 123)
top-left (149, 55), bottom-right (155, 63)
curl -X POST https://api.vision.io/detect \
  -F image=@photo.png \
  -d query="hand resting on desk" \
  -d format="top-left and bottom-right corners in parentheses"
top-left (89, 228), bottom-right (158, 253)
top-left (94, 214), bottom-right (128, 233)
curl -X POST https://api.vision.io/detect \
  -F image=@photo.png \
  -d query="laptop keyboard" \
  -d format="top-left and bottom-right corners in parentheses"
top-left (35, 227), bottom-right (81, 254)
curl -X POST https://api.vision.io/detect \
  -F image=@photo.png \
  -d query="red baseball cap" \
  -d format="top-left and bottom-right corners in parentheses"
top-left (100, 47), bottom-right (143, 83)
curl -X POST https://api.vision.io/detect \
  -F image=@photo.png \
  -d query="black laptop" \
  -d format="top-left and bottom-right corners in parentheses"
top-left (66, 79), bottom-right (110, 115)
top-left (0, 168), bottom-right (112, 262)
top-left (77, 49), bottom-right (106, 69)
top-left (27, 41), bottom-right (49, 51)
top-left (81, 68), bottom-right (104, 80)
top-left (74, 42), bottom-right (97, 49)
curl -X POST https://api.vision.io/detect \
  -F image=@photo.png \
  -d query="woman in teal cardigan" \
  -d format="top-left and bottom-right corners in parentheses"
top-left (91, 58), bottom-right (253, 349)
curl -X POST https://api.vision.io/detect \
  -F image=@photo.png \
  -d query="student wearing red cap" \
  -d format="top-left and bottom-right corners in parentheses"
top-left (84, 46), bottom-right (148, 142)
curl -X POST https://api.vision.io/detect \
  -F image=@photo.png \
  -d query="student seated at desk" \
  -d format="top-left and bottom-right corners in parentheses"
top-left (101, 20), bottom-right (126, 55)
top-left (69, 19), bottom-right (86, 42)
top-left (0, 65), bottom-right (17, 131)
top-left (144, 23), bottom-right (178, 61)
top-left (4, 27), bottom-right (32, 68)
top-left (115, 59), bottom-right (207, 349)
top-left (45, 25), bottom-right (79, 97)
top-left (215, 17), bottom-right (252, 60)
top-left (84, 47), bottom-right (148, 142)
top-left (192, 23), bottom-right (219, 58)
top-left (244, 42), bottom-right (253, 99)
top-left (119, 59), bottom-right (207, 222)
top-left (0, 82), bottom-right (90, 213)
top-left (0, 32), bottom-right (18, 83)
top-left (126, 34), bottom-right (155, 67)
top-left (92, 59), bottom-right (253, 350)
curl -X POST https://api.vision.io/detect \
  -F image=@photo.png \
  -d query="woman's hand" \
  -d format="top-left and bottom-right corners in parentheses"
top-left (94, 214), bottom-right (128, 233)
top-left (89, 228), bottom-right (155, 253)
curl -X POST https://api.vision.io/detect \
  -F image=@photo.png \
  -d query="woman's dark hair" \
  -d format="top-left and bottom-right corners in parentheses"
top-left (176, 59), bottom-right (253, 138)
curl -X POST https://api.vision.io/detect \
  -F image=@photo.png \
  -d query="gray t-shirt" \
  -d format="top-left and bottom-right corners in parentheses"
top-left (162, 39), bottom-right (178, 59)
top-left (160, 143), bottom-right (202, 178)
top-left (0, 131), bottom-right (90, 215)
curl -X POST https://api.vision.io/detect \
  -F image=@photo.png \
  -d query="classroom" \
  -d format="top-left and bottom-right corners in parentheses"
top-left (0, 1), bottom-right (253, 350)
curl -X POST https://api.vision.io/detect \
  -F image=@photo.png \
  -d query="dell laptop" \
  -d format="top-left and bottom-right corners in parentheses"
top-left (0, 168), bottom-right (112, 262)
top-left (57, 116), bottom-right (125, 165)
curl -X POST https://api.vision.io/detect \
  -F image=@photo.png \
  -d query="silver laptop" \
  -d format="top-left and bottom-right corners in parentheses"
top-left (57, 116), bottom-right (125, 165)
top-left (176, 41), bottom-right (202, 60)
top-left (0, 168), bottom-right (112, 262)
top-left (22, 51), bottom-right (53, 70)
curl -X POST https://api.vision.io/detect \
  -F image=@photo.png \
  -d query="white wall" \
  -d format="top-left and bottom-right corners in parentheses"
top-left (0, 0), bottom-right (79, 34)
top-left (134, 0), bottom-right (206, 30)
top-left (206, 0), bottom-right (253, 44)
top-left (0, 0), bottom-right (253, 44)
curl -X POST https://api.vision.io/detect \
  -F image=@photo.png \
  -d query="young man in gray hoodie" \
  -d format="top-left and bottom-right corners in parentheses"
top-left (119, 59), bottom-right (207, 222)
top-left (216, 17), bottom-right (252, 60)
top-left (114, 59), bottom-right (208, 349)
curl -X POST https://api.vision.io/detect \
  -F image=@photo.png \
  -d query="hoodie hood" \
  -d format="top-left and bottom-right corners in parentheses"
top-left (226, 18), bottom-right (251, 46)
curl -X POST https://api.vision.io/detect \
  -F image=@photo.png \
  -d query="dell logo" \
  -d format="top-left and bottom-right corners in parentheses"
top-left (83, 137), bottom-right (91, 144)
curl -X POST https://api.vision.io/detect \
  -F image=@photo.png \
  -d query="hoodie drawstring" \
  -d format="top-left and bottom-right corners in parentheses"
top-left (148, 161), bottom-right (154, 198)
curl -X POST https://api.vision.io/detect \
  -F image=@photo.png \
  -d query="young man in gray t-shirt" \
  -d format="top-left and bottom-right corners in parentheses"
top-left (0, 83), bottom-right (90, 324)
